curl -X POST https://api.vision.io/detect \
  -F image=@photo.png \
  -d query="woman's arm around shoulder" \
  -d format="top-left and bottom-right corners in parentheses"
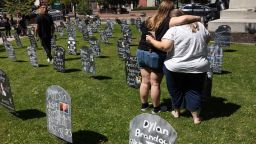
top-left (146, 35), bottom-right (174, 52)
top-left (170, 15), bottom-right (200, 27)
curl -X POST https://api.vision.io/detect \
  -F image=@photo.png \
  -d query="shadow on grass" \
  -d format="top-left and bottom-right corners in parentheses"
top-left (91, 75), bottom-right (112, 80)
top-left (214, 70), bottom-right (232, 75)
top-left (97, 55), bottom-right (109, 59)
top-left (71, 130), bottom-right (108, 144)
top-left (12, 109), bottom-right (46, 120)
top-left (129, 44), bottom-right (139, 47)
top-left (15, 60), bottom-right (27, 62)
top-left (224, 49), bottom-right (237, 52)
top-left (65, 57), bottom-right (81, 61)
top-left (162, 98), bottom-right (172, 111)
top-left (65, 68), bottom-right (81, 73)
top-left (201, 96), bottom-right (241, 121)
top-left (39, 64), bottom-right (49, 67)
top-left (0, 56), bottom-right (7, 58)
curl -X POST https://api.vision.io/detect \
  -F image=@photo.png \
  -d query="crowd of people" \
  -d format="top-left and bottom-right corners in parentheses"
top-left (137, 0), bottom-right (210, 124)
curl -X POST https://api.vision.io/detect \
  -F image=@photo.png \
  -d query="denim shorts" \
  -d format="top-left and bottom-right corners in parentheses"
top-left (136, 49), bottom-right (166, 73)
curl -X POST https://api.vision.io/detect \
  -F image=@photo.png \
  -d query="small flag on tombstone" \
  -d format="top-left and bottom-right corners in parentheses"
top-left (46, 85), bottom-right (72, 143)
top-left (68, 37), bottom-right (77, 55)
top-left (53, 46), bottom-right (65, 72)
top-left (125, 56), bottom-right (141, 89)
top-left (0, 69), bottom-right (15, 112)
top-left (27, 45), bottom-right (39, 67)
top-left (129, 113), bottom-right (177, 144)
top-left (4, 41), bottom-right (16, 61)
top-left (80, 46), bottom-right (96, 75)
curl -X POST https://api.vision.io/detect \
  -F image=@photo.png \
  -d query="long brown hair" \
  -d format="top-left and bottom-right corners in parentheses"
top-left (146, 0), bottom-right (174, 31)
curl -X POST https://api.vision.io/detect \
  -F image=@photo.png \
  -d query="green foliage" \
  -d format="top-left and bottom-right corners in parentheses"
top-left (0, 24), bottom-right (256, 143)
top-left (3, 0), bottom-right (35, 15)
top-left (132, 6), bottom-right (158, 11)
top-left (76, 0), bottom-right (92, 15)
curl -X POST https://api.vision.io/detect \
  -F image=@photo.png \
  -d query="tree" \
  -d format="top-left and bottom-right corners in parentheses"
top-left (3, 0), bottom-right (35, 15)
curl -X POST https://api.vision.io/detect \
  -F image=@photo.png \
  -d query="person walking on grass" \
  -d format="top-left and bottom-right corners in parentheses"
top-left (136, 0), bottom-right (201, 114)
top-left (35, 3), bottom-right (55, 63)
top-left (146, 9), bottom-right (210, 124)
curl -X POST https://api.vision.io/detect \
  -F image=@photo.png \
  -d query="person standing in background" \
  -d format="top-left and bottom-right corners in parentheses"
top-left (4, 16), bottom-right (12, 38)
top-left (36, 3), bottom-right (55, 63)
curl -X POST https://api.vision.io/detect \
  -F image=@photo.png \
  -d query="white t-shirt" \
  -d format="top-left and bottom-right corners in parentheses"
top-left (162, 22), bottom-right (210, 73)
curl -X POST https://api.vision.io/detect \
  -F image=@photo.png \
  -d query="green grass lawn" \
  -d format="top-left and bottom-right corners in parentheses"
top-left (0, 24), bottom-right (256, 144)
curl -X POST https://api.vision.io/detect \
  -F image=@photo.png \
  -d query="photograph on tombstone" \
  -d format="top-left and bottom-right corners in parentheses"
top-left (46, 85), bottom-right (72, 143)
top-left (0, 69), bottom-right (15, 112)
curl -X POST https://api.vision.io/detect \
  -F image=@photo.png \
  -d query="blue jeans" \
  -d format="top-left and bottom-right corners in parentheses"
top-left (163, 65), bottom-right (206, 112)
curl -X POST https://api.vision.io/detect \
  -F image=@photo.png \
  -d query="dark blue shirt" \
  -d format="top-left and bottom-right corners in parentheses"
top-left (36, 14), bottom-right (54, 38)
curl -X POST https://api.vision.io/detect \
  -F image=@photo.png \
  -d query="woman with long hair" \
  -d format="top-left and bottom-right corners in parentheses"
top-left (137, 0), bottom-right (201, 114)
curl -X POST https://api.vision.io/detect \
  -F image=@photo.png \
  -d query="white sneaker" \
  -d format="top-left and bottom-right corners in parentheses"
top-left (47, 58), bottom-right (50, 63)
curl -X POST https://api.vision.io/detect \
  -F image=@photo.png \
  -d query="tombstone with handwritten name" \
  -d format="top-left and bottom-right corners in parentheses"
top-left (4, 41), bottom-right (16, 61)
top-left (117, 38), bottom-right (130, 61)
top-left (0, 69), bottom-right (15, 112)
top-left (125, 56), bottom-right (141, 89)
top-left (46, 85), bottom-right (72, 143)
top-left (135, 17), bottom-right (142, 33)
top-left (57, 25), bottom-right (64, 37)
top-left (13, 33), bottom-right (23, 48)
top-left (129, 113), bottom-right (177, 144)
top-left (82, 26), bottom-right (89, 41)
top-left (89, 37), bottom-right (101, 56)
top-left (208, 44), bottom-right (223, 73)
top-left (68, 37), bottom-right (77, 55)
top-left (27, 45), bottom-right (39, 67)
top-left (27, 31), bottom-right (38, 48)
top-left (53, 46), bottom-right (65, 72)
top-left (214, 25), bottom-right (231, 47)
top-left (80, 46), bottom-right (96, 75)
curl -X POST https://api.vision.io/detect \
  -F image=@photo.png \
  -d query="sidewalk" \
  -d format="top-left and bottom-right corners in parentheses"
top-left (0, 37), bottom-right (15, 45)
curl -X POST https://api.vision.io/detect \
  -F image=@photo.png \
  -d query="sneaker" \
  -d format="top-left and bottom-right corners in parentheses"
top-left (47, 58), bottom-right (50, 63)
top-left (141, 103), bottom-right (150, 112)
top-left (171, 110), bottom-right (180, 118)
top-left (50, 59), bottom-right (53, 64)
top-left (151, 106), bottom-right (167, 114)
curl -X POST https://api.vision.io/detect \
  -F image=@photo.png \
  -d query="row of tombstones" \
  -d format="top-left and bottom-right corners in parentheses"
top-left (0, 69), bottom-right (177, 143)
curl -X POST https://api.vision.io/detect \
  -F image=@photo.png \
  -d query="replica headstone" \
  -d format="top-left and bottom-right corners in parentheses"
top-left (68, 37), bottom-right (77, 55)
top-left (27, 32), bottom-right (38, 49)
top-left (207, 44), bottom-right (223, 74)
top-left (57, 25), bottom-right (64, 37)
top-left (136, 17), bottom-right (142, 32)
top-left (80, 46), bottom-right (96, 75)
top-left (0, 69), bottom-right (15, 112)
top-left (125, 56), bottom-right (141, 89)
top-left (117, 38), bottom-right (130, 61)
top-left (89, 37), bottom-right (101, 56)
top-left (4, 41), bottom-right (16, 61)
top-left (214, 25), bottom-right (231, 47)
top-left (27, 45), bottom-right (39, 67)
top-left (46, 85), bottom-right (72, 143)
top-left (13, 33), bottom-right (23, 48)
top-left (53, 46), bottom-right (65, 72)
top-left (129, 113), bottom-right (177, 144)
top-left (82, 26), bottom-right (89, 41)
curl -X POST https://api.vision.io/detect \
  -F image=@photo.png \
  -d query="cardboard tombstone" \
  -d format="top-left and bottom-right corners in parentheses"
top-left (214, 25), bottom-right (231, 47)
top-left (208, 44), bottom-right (223, 74)
top-left (46, 85), bottom-right (72, 143)
top-left (87, 25), bottom-right (93, 36)
top-left (4, 41), bottom-right (16, 61)
top-left (57, 25), bottom-right (64, 37)
top-left (53, 46), bottom-right (65, 72)
top-left (99, 30), bottom-right (109, 44)
top-left (27, 45), bottom-right (39, 67)
top-left (67, 37), bottom-right (77, 55)
top-left (129, 113), bottom-right (177, 144)
top-left (125, 56), bottom-right (141, 89)
top-left (115, 18), bottom-right (122, 25)
top-left (13, 33), bottom-right (23, 48)
top-left (123, 28), bottom-right (132, 44)
top-left (27, 30), bottom-right (38, 49)
top-left (105, 27), bottom-right (113, 38)
top-left (117, 38), bottom-right (130, 61)
top-left (0, 69), bottom-right (15, 112)
top-left (80, 46), bottom-right (96, 75)
top-left (136, 17), bottom-right (142, 32)
top-left (82, 26), bottom-right (89, 41)
top-left (0, 32), bottom-right (8, 44)
top-left (89, 37), bottom-right (101, 56)
top-left (130, 18), bottom-right (136, 25)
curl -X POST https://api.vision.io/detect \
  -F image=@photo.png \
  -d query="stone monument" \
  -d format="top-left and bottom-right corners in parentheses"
top-left (208, 0), bottom-right (256, 34)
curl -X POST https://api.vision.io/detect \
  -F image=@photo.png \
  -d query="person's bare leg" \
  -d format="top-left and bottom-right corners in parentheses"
top-left (191, 111), bottom-right (201, 124)
top-left (150, 71), bottom-right (163, 108)
top-left (140, 68), bottom-right (151, 104)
